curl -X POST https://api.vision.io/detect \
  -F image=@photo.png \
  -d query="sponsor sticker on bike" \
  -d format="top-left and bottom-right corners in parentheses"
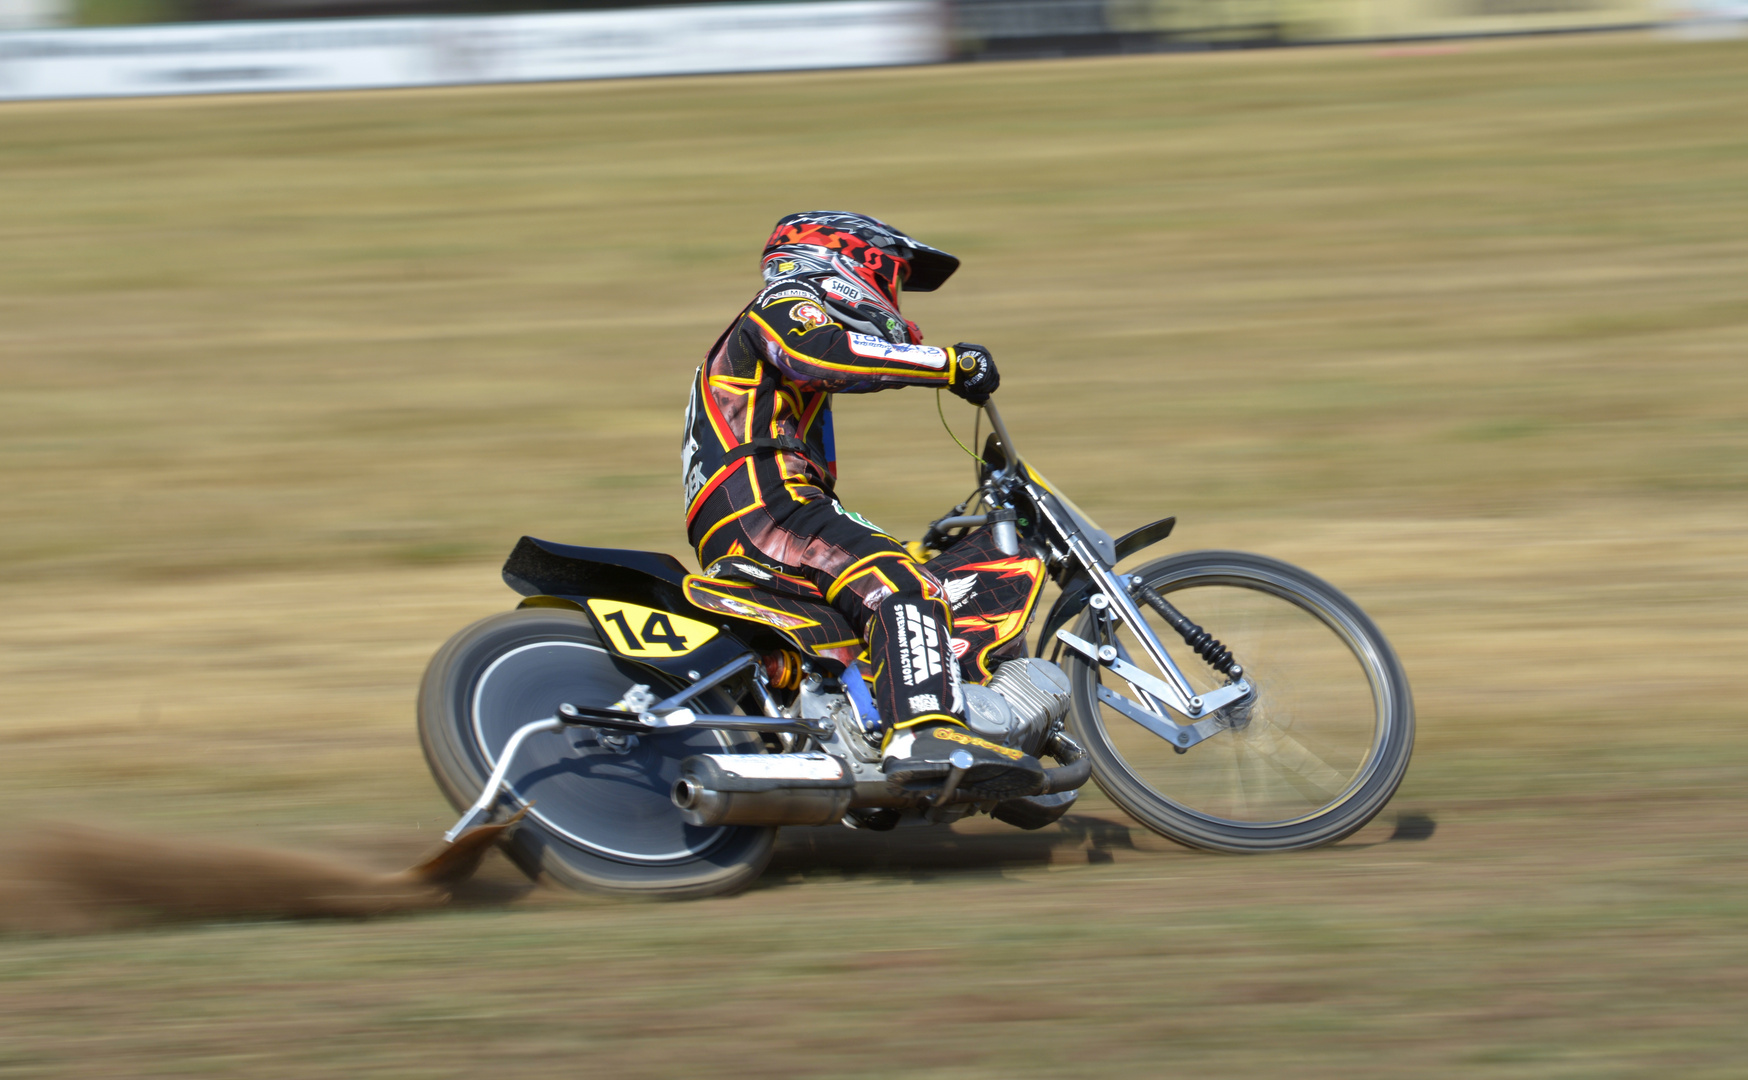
top-left (585, 599), bottom-right (717, 657)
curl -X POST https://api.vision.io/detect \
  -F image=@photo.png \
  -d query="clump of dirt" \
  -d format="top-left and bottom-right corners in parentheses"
top-left (0, 813), bottom-right (520, 936)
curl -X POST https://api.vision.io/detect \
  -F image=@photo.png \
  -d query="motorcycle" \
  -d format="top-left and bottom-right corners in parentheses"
top-left (417, 401), bottom-right (1415, 898)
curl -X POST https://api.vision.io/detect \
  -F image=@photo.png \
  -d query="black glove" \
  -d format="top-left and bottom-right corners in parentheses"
top-left (948, 344), bottom-right (1000, 405)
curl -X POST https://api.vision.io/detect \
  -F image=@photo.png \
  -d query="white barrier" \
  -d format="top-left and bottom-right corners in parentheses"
top-left (0, 0), bottom-right (65, 31)
top-left (0, 1), bottom-right (947, 101)
top-left (1664, 0), bottom-right (1748, 35)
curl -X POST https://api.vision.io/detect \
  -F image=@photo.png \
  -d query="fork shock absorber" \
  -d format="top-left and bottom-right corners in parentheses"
top-left (1131, 580), bottom-right (1242, 678)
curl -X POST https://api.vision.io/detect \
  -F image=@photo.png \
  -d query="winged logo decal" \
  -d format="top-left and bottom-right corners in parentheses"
top-left (943, 575), bottom-right (977, 610)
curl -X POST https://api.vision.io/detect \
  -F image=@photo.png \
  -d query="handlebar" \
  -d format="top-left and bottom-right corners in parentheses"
top-left (981, 399), bottom-right (1020, 470)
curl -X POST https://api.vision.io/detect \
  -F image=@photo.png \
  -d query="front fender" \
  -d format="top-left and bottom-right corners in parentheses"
top-left (1033, 516), bottom-right (1175, 655)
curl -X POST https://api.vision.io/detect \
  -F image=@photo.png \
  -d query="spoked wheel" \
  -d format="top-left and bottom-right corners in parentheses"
top-left (418, 608), bottom-right (775, 898)
top-left (1064, 550), bottom-right (1414, 852)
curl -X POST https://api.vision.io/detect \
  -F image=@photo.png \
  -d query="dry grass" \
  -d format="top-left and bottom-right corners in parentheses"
top-left (1, 31), bottom-right (1745, 1077)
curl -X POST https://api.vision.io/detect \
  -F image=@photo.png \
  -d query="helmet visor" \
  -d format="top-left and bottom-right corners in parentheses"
top-left (896, 239), bottom-right (958, 292)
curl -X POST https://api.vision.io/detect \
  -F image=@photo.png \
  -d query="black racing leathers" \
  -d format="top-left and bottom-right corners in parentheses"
top-left (682, 277), bottom-right (969, 736)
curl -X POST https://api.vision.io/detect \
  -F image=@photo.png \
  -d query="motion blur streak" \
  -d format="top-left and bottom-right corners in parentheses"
top-left (1, 31), bottom-right (1745, 1079)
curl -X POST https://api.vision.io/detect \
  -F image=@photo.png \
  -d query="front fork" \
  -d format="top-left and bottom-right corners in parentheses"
top-left (1051, 550), bottom-right (1255, 754)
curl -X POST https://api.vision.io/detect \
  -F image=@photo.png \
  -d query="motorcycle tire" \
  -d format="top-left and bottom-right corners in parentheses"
top-left (1065, 550), bottom-right (1414, 852)
top-left (418, 608), bottom-right (776, 898)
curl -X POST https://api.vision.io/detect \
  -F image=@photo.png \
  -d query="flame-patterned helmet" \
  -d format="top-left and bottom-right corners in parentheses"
top-left (761, 212), bottom-right (960, 342)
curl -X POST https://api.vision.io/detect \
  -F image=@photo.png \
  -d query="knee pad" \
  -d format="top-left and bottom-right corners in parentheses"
top-left (828, 552), bottom-right (944, 616)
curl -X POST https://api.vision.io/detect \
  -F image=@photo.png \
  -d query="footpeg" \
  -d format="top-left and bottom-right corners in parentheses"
top-left (929, 750), bottom-right (975, 818)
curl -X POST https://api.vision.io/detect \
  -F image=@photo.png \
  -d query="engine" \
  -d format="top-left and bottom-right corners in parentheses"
top-left (672, 656), bottom-right (1076, 828)
top-left (961, 657), bottom-right (1072, 755)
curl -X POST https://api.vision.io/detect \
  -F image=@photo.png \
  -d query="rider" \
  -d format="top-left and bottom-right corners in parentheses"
top-left (681, 211), bottom-right (1046, 801)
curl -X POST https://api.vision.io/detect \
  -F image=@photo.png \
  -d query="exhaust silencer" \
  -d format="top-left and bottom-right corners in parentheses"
top-left (673, 753), bottom-right (854, 827)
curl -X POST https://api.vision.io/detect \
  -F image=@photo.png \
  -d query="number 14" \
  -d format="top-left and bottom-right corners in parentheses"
top-left (602, 609), bottom-right (689, 652)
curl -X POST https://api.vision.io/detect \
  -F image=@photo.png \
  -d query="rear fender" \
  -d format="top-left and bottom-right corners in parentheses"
top-left (503, 537), bottom-right (769, 681)
top-left (503, 536), bottom-right (693, 610)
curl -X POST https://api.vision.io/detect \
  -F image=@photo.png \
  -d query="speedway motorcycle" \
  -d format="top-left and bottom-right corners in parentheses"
top-left (418, 401), bottom-right (1415, 898)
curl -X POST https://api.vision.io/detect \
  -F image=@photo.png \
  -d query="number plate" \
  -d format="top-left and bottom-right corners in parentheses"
top-left (585, 599), bottom-right (718, 658)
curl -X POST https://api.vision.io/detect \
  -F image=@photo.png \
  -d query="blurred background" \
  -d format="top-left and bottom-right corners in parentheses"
top-left (2, 4), bottom-right (1746, 1076)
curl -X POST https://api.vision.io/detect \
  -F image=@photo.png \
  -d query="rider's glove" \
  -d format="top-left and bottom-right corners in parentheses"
top-left (948, 344), bottom-right (999, 405)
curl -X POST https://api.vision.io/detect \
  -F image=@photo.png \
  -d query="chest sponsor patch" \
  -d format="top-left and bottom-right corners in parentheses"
top-left (845, 333), bottom-right (948, 369)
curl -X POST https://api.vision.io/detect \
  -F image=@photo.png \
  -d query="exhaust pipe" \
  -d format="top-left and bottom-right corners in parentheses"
top-left (676, 734), bottom-right (1095, 828)
top-left (672, 753), bottom-right (854, 827)
top-left (989, 733), bottom-right (1089, 829)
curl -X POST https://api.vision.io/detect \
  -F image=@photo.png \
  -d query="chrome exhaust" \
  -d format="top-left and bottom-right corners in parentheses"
top-left (675, 733), bottom-right (1094, 827)
top-left (672, 753), bottom-right (854, 827)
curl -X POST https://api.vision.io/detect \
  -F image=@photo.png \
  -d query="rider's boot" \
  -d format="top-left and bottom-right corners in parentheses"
top-left (882, 720), bottom-right (1046, 801)
top-left (865, 593), bottom-right (1046, 801)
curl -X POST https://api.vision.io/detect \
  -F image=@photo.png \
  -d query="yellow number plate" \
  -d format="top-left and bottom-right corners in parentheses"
top-left (585, 599), bottom-right (717, 658)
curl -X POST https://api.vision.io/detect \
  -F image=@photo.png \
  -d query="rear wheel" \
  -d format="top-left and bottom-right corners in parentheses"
top-left (1065, 551), bottom-right (1414, 852)
top-left (418, 608), bottom-right (775, 898)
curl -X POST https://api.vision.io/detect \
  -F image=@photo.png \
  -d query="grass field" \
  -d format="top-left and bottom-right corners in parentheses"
top-left (2, 32), bottom-right (1746, 1077)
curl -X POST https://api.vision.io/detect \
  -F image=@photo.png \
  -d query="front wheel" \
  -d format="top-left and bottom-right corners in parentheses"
top-left (1065, 550), bottom-right (1414, 852)
top-left (418, 608), bottom-right (776, 898)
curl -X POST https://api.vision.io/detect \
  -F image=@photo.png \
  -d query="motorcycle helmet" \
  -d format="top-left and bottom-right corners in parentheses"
top-left (761, 211), bottom-right (960, 344)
